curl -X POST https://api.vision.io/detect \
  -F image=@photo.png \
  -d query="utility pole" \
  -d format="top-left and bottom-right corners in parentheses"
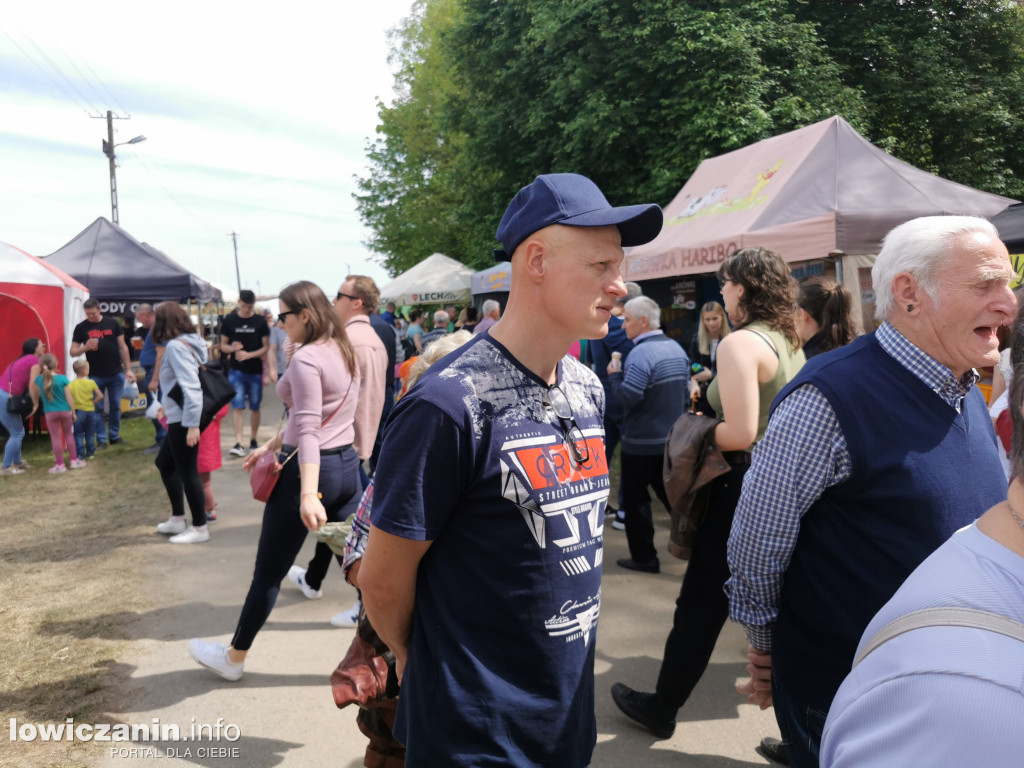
top-left (93, 110), bottom-right (145, 225)
top-left (229, 232), bottom-right (241, 293)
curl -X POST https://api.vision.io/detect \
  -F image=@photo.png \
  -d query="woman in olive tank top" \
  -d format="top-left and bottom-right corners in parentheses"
top-left (611, 247), bottom-right (805, 743)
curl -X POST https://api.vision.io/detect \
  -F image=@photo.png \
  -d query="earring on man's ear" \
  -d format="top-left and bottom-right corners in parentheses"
top-left (907, 304), bottom-right (914, 312)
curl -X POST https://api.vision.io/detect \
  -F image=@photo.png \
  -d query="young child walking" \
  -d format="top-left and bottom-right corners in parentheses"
top-left (69, 359), bottom-right (103, 459)
top-left (32, 354), bottom-right (86, 473)
top-left (197, 404), bottom-right (229, 521)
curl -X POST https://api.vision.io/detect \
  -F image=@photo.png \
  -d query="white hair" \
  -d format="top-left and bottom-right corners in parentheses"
top-left (624, 295), bottom-right (661, 329)
top-left (872, 215), bottom-right (1000, 321)
top-left (433, 309), bottom-right (450, 326)
top-left (481, 299), bottom-right (500, 316)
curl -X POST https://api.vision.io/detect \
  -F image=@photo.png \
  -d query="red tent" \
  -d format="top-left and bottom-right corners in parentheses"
top-left (0, 242), bottom-right (88, 375)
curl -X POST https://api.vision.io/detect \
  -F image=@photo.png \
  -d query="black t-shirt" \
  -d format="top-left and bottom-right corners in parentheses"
top-left (72, 317), bottom-right (124, 377)
top-left (220, 311), bottom-right (269, 375)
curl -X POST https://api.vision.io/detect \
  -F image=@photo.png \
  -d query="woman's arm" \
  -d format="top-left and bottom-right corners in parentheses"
top-left (28, 364), bottom-right (41, 411)
top-left (713, 331), bottom-right (776, 451)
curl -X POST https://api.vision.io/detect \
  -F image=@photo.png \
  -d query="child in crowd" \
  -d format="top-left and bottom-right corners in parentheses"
top-left (69, 359), bottom-right (103, 459)
top-left (197, 404), bottom-right (229, 521)
top-left (32, 354), bottom-right (86, 473)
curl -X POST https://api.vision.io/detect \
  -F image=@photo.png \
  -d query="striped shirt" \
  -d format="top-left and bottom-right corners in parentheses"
top-left (343, 481), bottom-right (374, 578)
top-left (726, 322), bottom-right (981, 651)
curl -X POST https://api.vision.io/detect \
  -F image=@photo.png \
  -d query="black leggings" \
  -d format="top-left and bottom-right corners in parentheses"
top-left (155, 423), bottom-right (206, 527)
top-left (655, 460), bottom-right (748, 710)
top-left (231, 447), bottom-right (361, 651)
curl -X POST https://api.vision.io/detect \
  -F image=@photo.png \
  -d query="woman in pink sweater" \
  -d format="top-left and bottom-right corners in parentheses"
top-left (189, 280), bottom-right (361, 680)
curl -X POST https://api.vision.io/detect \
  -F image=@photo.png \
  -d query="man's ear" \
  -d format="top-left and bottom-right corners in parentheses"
top-left (520, 238), bottom-right (547, 286)
top-left (892, 273), bottom-right (920, 314)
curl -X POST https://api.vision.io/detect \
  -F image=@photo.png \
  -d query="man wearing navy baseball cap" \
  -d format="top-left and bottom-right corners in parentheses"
top-left (361, 173), bottom-right (662, 766)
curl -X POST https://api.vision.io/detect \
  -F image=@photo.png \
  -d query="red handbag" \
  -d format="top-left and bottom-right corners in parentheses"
top-left (249, 380), bottom-right (353, 503)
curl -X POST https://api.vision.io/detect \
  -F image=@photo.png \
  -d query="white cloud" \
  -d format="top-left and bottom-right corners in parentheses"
top-left (0, 0), bottom-right (420, 300)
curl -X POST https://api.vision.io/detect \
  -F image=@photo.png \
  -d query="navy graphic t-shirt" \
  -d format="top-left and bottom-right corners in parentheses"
top-left (370, 334), bottom-right (609, 767)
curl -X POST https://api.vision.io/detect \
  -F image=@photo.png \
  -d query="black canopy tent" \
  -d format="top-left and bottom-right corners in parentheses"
top-left (44, 217), bottom-right (222, 313)
top-left (993, 203), bottom-right (1024, 252)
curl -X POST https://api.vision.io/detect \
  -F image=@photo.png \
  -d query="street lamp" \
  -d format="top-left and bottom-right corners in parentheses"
top-left (100, 110), bottom-right (146, 225)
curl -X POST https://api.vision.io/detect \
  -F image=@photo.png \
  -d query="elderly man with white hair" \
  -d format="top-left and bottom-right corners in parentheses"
top-left (473, 298), bottom-right (501, 335)
top-left (725, 215), bottom-right (1015, 767)
top-left (419, 309), bottom-right (453, 353)
top-left (607, 295), bottom-right (690, 574)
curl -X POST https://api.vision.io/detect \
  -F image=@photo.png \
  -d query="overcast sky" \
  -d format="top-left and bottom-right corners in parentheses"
top-left (0, 1), bottom-right (416, 302)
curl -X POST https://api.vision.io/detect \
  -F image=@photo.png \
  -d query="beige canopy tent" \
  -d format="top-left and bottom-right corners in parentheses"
top-left (378, 253), bottom-right (474, 307)
top-left (625, 116), bottom-right (1016, 283)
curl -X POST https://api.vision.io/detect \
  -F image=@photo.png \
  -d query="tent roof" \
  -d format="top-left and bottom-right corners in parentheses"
top-left (0, 241), bottom-right (87, 291)
top-left (993, 203), bottom-right (1024, 250)
top-left (44, 217), bottom-right (222, 304)
top-left (379, 253), bottom-right (474, 306)
top-left (471, 262), bottom-right (511, 294)
top-left (626, 115), bottom-right (1017, 280)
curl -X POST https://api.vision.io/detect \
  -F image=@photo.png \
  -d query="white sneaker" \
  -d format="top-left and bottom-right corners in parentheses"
top-left (169, 526), bottom-right (210, 544)
top-left (69, 459), bottom-right (88, 469)
top-left (330, 601), bottom-right (362, 628)
top-left (287, 565), bottom-right (323, 599)
top-left (156, 516), bottom-right (187, 535)
top-left (1, 466), bottom-right (26, 476)
top-left (229, 443), bottom-right (246, 457)
top-left (188, 638), bottom-right (244, 681)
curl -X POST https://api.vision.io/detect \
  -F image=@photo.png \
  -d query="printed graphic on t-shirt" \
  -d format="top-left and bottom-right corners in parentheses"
top-left (438, 340), bottom-right (609, 649)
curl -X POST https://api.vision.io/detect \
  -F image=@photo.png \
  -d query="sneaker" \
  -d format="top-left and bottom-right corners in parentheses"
top-left (170, 526), bottom-right (210, 544)
top-left (330, 601), bottom-right (362, 628)
top-left (109, 437), bottom-right (124, 445)
top-left (85, 453), bottom-right (96, 460)
top-left (188, 638), bottom-right (244, 681)
top-left (96, 441), bottom-right (108, 450)
top-left (287, 565), bottom-right (323, 600)
top-left (156, 516), bottom-right (187, 535)
top-left (48, 465), bottom-right (67, 474)
top-left (229, 443), bottom-right (245, 457)
top-left (15, 461), bottom-right (31, 470)
top-left (142, 443), bottom-right (162, 455)
top-left (69, 459), bottom-right (88, 469)
top-left (611, 519), bottom-right (626, 531)
top-left (610, 682), bottom-right (676, 739)
top-left (248, 439), bottom-right (259, 452)
top-left (1, 466), bottom-right (26, 476)
top-left (205, 508), bottom-right (218, 522)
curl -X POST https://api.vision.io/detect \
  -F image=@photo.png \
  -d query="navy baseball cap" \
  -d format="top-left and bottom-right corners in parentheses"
top-left (493, 173), bottom-right (663, 262)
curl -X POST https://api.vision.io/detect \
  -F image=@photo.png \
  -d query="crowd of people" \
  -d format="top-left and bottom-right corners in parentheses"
top-left (3, 172), bottom-right (1021, 766)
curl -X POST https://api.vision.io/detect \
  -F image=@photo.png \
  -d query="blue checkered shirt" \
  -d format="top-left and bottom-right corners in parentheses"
top-left (725, 322), bottom-right (981, 651)
top-left (342, 481), bottom-right (374, 579)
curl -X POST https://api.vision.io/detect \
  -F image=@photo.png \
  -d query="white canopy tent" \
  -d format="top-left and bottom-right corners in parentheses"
top-left (379, 253), bottom-right (474, 306)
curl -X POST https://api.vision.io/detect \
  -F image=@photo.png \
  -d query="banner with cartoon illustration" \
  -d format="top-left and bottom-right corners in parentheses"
top-left (626, 116), bottom-right (1015, 281)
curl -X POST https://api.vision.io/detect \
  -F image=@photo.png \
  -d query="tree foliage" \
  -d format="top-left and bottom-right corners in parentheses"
top-left (357, 0), bottom-right (1024, 275)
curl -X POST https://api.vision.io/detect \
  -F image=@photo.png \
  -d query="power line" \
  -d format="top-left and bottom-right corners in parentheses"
top-left (18, 30), bottom-right (103, 113)
top-left (0, 24), bottom-right (92, 113)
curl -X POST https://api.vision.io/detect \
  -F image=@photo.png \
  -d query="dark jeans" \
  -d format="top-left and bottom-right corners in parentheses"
top-left (772, 669), bottom-right (825, 768)
top-left (143, 365), bottom-right (167, 443)
top-left (74, 410), bottom-right (100, 456)
top-left (654, 461), bottom-right (748, 710)
top-left (155, 422), bottom-right (206, 527)
top-left (231, 446), bottom-right (360, 650)
top-left (621, 451), bottom-right (671, 564)
top-left (90, 371), bottom-right (125, 443)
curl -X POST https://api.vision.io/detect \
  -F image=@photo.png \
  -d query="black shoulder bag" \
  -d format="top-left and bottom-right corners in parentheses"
top-left (166, 341), bottom-right (235, 432)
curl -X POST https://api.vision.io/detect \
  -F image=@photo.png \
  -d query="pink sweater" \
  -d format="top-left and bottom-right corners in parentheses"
top-left (277, 339), bottom-right (359, 466)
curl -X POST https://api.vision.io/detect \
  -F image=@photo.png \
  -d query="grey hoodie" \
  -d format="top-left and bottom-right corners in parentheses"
top-left (159, 333), bottom-right (208, 428)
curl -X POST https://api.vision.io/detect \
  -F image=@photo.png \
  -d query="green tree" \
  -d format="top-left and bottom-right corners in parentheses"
top-left (790, 0), bottom-right (1024, 196)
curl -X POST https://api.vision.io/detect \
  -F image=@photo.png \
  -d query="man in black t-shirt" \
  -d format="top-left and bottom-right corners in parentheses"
top-left (219, 290), bottom-right (270, 456)
top-left (71, 298), bottom-right (137, 448)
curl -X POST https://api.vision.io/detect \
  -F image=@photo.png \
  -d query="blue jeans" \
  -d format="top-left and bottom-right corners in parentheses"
top-left (0, 389), bottom-right (26, 469)
top-left (90, 372), bottom-right (126, 444)
top-left (772, 668), bottom-right (826, 768)
top-left (227, 369), bottom-right (264, 411)
top-left (143, 366), bottom-right (166, 443)
top-left (74, 410), bottom-right (100, 457)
